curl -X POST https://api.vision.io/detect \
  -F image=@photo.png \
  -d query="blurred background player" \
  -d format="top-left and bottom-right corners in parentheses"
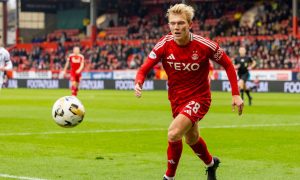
top-left (0, 36), bottom-right (13, 90)
top-left (234, 47), bottom-right (256, 105)
top-left (135, 3), bottom-right (244, 180)
top-left (63, 46), bottom-right (84, 96)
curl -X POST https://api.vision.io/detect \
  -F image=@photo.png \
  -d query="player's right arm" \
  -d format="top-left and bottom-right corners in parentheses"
top-left (135, 38), bottom-right (165, 98)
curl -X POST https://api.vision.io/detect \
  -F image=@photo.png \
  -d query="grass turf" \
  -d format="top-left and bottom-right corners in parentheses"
top-left (0, 89), bottom-right (299, 179)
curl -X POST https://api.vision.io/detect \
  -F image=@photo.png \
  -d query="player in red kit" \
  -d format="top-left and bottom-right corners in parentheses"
top-left (134, 4), bottom-right (244, 180)
top-left (63, 46), bottom-right (84, 96)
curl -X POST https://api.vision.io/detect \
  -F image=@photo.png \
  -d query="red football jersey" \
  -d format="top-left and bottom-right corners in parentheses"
top-left (68, 53), bottom-right (84, 73)
top-left (136, 33), bottom-right (239, 105)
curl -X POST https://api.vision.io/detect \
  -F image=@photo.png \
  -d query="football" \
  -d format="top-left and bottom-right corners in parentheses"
top-left (52, 96), bottom-right (85, 128)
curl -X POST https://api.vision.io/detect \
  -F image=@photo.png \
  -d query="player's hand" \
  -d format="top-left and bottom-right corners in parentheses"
top-left (75, 70), bottom-right (80, 74)
top-left (134, 83), bottom-right (142, 98)
top-left (232, 95), bottom-right (244, 116)
top-left (0, 67), bottom-right (4, 71)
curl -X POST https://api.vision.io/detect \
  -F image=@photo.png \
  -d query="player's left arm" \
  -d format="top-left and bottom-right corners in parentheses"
top-left (211, 46), bottom-right (244, 115)
top-left (76, 55), bottom-right (85, 74)
top-left (233, 56), bottom-right (240, 70)
top-left (0, 50), bottom-right (12, 71)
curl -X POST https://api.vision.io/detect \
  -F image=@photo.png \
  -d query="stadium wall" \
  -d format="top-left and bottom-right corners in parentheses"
top-left (20, 13), bottom-right (57, 43)
top-left (6, 79), bottom-right (300, 93)
top-left (11, 70), bottom-right (300, 81)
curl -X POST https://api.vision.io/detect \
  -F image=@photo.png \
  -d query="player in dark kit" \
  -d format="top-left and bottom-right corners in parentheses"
top-left (134, 4), bottom-right (244, 180)
top-left (234, 47), bottom-right (256, 105)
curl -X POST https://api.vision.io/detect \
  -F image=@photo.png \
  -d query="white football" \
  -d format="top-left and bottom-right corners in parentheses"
top-left (52, 96), bottom-right (85, 128)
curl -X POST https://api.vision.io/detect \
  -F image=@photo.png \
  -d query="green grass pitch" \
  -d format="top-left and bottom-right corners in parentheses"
top-left (0, 89), bottom-right (299, 180)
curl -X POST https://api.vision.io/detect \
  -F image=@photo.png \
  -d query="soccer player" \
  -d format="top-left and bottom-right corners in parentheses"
top-left (134, 4), bottom-right (244, 180)
top-left (234, 47), bottom-right (256, 105)
top-left (0, 42), bottom-right (13, 89)
top-left (63, 46), bottom-right (84, 96)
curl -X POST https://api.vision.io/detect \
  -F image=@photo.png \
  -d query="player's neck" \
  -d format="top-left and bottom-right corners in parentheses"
top-left (174, 32), bottom-right (191, 46)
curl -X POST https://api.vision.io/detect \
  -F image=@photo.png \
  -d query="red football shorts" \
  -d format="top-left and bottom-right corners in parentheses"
top-left (171, 98), bottom-right (211, 124)
top-left (70, 73), bottom-right (81, 83)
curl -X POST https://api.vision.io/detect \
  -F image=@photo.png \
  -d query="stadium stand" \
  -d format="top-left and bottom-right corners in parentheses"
top-left (9, 0), bottom-right (300, 72)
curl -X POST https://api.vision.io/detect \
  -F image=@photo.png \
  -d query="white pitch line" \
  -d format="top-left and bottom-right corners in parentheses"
top-left (0, 173), bottom-right (47, 180)
top-left (0, 123), bottom-right (300, 137)
top-left (0, 128), bottom-right (165, 137)
top-left (200, 123), bottom-right (300, 129)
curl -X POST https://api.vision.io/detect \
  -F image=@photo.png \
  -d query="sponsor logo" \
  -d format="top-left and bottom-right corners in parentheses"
top-left (222, 81), bottom-right (231, 92)
top-left (27, 80), bottom-right (59, 89)
top-left (7, 80), bottom-right (18, 88)
top-left (149, 51), bottom-right (157, 59)
top-left (184, 110), bottom-right (192, 115)
top-left (168, 159), bottom-right (176, 164)
top-left (91, 72), bottom-right (113, 79)
top-left (13, 71), bottom-right (52, 79)
top-left (223, 81), bottom-right (269, 92)
top-left (115, 80), bottom-right (154, 90)
top-left (113, 70), bottom-right (137, 79)
top-left (166, 62), bottom-right (200, 71)
top-left (214, 48), bottom-right (223, 61)
top-left (79, 80), bottom-right (104, 89)
top-left (166, 54), bottom-right (175, 60)
top-left (297, 72), bottom-right (300, 80)
top-left (284, 82), bottom-right (300, 93)
top-left (256, 82), bottom-right (268, 92)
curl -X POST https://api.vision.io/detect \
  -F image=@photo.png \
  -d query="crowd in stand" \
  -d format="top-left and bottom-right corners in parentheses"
top-left (221, 36), bottom-right (300, 69)
top-left (9, 0), bottom-right (300, 72)
top-left (10, 35), bottom-right (300, 72)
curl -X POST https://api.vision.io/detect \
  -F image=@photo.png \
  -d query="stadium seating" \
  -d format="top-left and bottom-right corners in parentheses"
top-left (9, 0), bottom-right (300, 71)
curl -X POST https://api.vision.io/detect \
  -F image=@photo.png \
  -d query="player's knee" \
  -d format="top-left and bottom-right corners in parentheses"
top-left (168, 129), bottom-right (182, 142)
top-left (238, 81), bottom-right (243, 88)
top-left (185, 133), bottom-right (199, 145)
top-left (72, 82), bottom-right (77, 87)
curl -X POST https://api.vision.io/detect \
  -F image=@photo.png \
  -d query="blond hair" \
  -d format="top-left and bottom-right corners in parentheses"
top-left (166, 3), bottom-right (195, 23)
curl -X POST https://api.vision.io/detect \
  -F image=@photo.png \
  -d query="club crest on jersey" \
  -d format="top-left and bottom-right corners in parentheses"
top-left (191, 51), bottom-right (199, 60)
top-left (149, 51), bottom-right (157, 59)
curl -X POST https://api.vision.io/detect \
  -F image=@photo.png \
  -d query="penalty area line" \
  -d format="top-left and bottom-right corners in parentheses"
top-left (0, 123), bottom-right (300, 137)
top-left (0, 173), bottom-right (47, 180)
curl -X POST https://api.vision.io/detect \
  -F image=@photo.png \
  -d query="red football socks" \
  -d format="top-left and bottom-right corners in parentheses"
top-left (71, 86), bottom-right (78, 96)
top-left (189, 137), bottom-right (213, 165)
top-left (166, 140), bottom-right (183, 177)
